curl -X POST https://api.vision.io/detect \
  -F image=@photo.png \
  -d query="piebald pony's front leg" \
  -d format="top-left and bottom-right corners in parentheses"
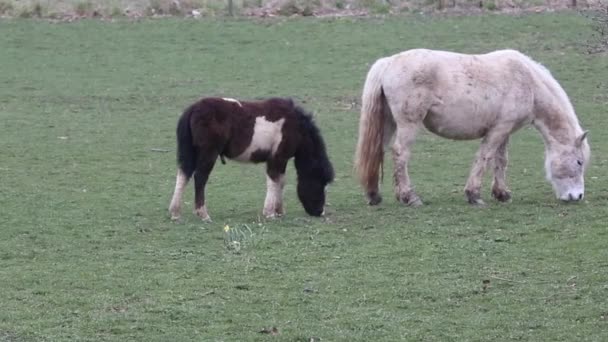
top-left (392, 125), bottom-right (423, 206)
top-left (464, 130), bottom-right (510, 205)
top-left (491, 137), bottom-right (512, 202)
top-left (263, 159), bottom-right (287, 218)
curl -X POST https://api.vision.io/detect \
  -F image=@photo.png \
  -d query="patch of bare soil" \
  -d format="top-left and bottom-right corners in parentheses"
top-left (239, 0), bottom-right (607, 18)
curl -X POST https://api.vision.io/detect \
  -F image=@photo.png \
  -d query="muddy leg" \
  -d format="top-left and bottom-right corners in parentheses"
top-left (392, 124), bottom-right (422, 206)
top-left (465, 132), bottom-right (509, 205)
top-left (491, 137), bottom-right (512, 202)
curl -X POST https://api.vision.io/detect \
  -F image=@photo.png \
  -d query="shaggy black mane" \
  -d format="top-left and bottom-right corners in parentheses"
top-left (293, 104), bottom-right (335, 184)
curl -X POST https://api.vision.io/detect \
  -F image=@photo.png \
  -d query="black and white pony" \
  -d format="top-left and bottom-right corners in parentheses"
top-left (169, 97), bottom-right (334, 221)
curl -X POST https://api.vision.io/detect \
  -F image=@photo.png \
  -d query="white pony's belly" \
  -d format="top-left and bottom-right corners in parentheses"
top-left (234, 116), bottom-right (286, 162)
top-left (423, 109), bottom-right (492, 140)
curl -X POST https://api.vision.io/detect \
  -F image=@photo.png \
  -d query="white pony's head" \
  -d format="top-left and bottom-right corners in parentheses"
top-left (545, 131), bottom-right (590, 202)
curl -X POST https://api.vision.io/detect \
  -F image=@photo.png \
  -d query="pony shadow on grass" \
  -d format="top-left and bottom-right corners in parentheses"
top-left (169, 97), bottom-right (334, 222)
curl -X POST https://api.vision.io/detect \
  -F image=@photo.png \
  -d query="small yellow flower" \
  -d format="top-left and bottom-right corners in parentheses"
top-left (223, 225), bottom-right (230, 232)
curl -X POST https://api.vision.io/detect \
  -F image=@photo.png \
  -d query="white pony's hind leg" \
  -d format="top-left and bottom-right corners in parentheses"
top-left (169, 169), bottom-right (189, 221)
top-left (392, 124), bottom-right (422, 207)
top-left (491, 137), bottom-right (512, 202)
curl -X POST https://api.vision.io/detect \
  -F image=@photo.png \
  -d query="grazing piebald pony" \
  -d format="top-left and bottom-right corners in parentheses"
top-left (169, 97), bottom-right (334, 221)
top-left (355, 49), bottom-right (590, 206)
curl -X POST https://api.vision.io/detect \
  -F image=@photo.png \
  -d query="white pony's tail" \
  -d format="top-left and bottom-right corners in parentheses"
top-left (354, 57), bottom-right (392, 203)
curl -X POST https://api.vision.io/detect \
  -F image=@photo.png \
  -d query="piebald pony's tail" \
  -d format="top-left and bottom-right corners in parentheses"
top-left (354, 57), bottom-right (391, 203)
top-left (176, 105), bottom-right (197, 178)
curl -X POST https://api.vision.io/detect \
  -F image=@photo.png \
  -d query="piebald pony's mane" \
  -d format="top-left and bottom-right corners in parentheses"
top-left (293, 105), bottom-right (335, 183)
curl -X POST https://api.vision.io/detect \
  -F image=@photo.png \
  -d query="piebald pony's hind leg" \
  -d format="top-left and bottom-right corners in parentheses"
top-left (491, 137), bottom-right (512, 202)
top-left (464, 128), bottom-right (511, 205)
top-left (392, 124), bottom-right (423, 207)
top-left (193, 149), bottom-right (219, 222)
top-left (169, 169), bottom-right (189, 221)
top-left (263, 159), bottom-right (288, 218)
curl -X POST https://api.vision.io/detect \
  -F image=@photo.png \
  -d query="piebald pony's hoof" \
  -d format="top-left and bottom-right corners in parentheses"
top-left (169, 206), bottom-right (181, 222)
top-left (194, 207), bottom-right (212, 222)
top-left (263, 203), bottom-right (284, 218)
top-left (263, 212), bottom-right (283, 219)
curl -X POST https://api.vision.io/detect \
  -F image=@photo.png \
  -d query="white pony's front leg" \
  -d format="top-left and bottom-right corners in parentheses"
top-left (491, 137), bottom-right (512, 202)
top-left (263, 174), bottom-right (285, 218)
top-left (465, 131), bottom-right (510, 205)
top-left (169, 169), bottom-right (189, 221)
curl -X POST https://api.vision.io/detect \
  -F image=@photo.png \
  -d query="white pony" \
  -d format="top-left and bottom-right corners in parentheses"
top-left (355, 49), bottom-right (590, 206)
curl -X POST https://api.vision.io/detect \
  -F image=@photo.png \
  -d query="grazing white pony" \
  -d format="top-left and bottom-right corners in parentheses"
top-left (355, 49), bottom-right (590, 206)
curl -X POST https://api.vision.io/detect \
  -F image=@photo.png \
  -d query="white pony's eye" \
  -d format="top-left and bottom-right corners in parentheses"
top-left (577, 160), bottom-right (583, 166)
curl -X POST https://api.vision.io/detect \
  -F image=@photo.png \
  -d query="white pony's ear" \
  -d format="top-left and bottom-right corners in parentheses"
top-left (575, 131), bottom-right (589, 147)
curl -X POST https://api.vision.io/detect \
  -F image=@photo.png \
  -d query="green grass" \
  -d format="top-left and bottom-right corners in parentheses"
top-left (1, 12), bottom-right (608, 341)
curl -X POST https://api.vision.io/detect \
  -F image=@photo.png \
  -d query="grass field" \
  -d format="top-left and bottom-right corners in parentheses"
top-left (1, 12), bottom-right (607, 341)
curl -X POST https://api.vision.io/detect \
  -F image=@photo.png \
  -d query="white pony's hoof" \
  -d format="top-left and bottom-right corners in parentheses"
top-left (367, 192), bottom-right (382, 206)
top-left (397, 191), bottom-right (422, 207)
top-left (465, 190), bottom-right (485, 206)
top-left (408, 197), bottom-right (423, 207)
top-left (492, 189), bottom-right (512, 202)
top-left (467, 196), bottom-right (485, 206)
top-left (471, 199), bottom-right (485, 206)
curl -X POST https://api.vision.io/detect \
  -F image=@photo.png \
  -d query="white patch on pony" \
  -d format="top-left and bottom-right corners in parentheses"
top-left (222, 97), bottom-right (242, 107)
top-left (169, 169), bottom-right (189, 220)
top-left (263, 174), bottom-right (285, 218)
top-left (235, 116), bottom-right (286, 162)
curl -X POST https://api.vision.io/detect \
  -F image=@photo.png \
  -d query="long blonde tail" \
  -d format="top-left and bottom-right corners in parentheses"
top-left (354, 57), bottom-right (391, 202)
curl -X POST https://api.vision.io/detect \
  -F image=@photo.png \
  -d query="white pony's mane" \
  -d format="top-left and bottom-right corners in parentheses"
top-left (515, 51), bottom-right (580, 128)
top-left (512, 51), bottom-right (589, 184)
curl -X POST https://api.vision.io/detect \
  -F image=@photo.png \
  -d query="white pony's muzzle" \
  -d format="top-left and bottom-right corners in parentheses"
top-left (560, 191), bottom-right (584, 202)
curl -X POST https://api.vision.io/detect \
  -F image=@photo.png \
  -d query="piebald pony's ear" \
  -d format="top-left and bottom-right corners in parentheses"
top-left (575, 131), bottom-right (589, 147)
